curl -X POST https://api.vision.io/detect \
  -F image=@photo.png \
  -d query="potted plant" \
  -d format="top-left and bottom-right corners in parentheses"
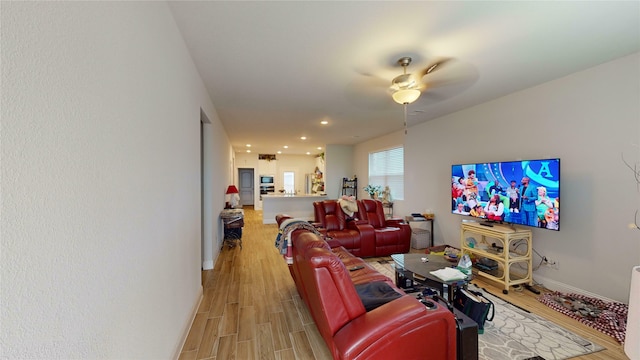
top-left (363, 184), bottom-right (382, 199)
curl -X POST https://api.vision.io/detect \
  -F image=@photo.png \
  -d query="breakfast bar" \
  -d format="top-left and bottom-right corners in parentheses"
top-left (262, 194), bottom-right (327, 224)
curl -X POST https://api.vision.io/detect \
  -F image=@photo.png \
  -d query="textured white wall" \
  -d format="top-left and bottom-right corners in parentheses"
top-left (1, 2), bottom-right (229, 358)
top-left (325, 145), bottom-right (354, 198)
top-left (402, 53), bottom-right (640, 302)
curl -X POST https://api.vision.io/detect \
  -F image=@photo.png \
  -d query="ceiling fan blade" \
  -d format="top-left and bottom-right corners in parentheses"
top-left (421, 59), bottom-right (479, 90)
top-left (419, 91), bottom-right (447, 102)
top-left (353, 66), bottom-right (392, 85)
top-left (416, 57), bottom-right (453, 79)
top-left (345, 76), bottom-right (395, 110)
top-left (407, 60), bottom-right (479, 105)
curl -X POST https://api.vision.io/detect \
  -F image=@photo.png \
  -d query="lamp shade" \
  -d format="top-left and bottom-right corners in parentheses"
top-left (625, 265), bottom-right (640, 359)
top-left (226, 185), bottom-right (239, 194)
top-left (392, 89), bottom-right (421, 104)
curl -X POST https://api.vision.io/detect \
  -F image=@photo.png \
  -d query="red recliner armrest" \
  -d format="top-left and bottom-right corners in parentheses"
top-left (347, 221), bottom-right (376, 257)
top-left (385, 218), bottom-right (406, 227)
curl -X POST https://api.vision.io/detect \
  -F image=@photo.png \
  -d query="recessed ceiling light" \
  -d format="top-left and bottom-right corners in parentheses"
top-left (306, 152), bottom-right (311, 155)
top-left (317, 147), bottom-right (322, 150)
top-left (283, 145), bottom-right (288, 149)
top-left (246, 150), bottom-right (251, 153)
top-left (320, 120), bottom-right (328, 125)
top-left (277, 151), bottom-right (282, 154)
top-left (246, 144), bottom-right (251, 147)
top-left (300, 136), bottom-right (307, 140)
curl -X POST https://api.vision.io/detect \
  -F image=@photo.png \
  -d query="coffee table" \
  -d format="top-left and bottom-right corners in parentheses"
top-left (391, 253), bottom-right (471, 301)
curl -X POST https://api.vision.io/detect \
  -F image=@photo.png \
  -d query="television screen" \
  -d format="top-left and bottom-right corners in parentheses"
top-left (451, 158), bottom-right (560, 231)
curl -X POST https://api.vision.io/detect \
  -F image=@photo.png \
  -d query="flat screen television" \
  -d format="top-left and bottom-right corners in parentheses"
top-left (451, 158), bottom-right (560, 231)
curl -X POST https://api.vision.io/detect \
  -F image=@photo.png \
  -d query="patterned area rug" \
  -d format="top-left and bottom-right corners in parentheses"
top-left (538, 291), bottom-right (628, 343)
top-left (368, 261), bottom-right (604, 360)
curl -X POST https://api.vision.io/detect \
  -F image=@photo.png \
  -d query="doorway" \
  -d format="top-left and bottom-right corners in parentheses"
top-left (238, 168), bottom-right (254, 206)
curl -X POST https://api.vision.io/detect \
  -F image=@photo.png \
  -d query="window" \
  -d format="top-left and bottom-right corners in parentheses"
top-left (283, 171), bottom-right (295, 193)
top-left (368, 147), bottom-right (404, 200)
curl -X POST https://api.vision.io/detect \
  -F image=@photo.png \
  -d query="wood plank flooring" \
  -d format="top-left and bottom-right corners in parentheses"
top-left (179, 207), bottom-right (628, 360)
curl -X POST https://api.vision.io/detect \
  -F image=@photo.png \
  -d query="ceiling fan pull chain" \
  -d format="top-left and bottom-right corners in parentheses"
top-left (404, 103), bottom-right (408, 135)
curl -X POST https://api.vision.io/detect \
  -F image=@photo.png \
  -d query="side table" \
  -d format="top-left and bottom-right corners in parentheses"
top-left (406, 215), bottom-right (434, 249)
top-left (220, 208), bottom-right (244, 249)
top-left (382, 202), bottom-right (393, 219)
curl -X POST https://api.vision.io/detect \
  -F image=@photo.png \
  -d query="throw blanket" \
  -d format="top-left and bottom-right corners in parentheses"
top-left (275, 218), bottom-right (323, 264)
top-left (338, 195), bottom-right (358, 217)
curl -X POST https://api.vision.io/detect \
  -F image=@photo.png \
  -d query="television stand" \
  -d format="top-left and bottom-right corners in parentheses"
top-left (460, 222), bottom-right (532, 294)
top-left (479, 222), bottom-right (494, 227)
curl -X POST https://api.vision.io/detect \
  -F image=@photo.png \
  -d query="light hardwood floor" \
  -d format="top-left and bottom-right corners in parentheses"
top-left (179, 207), bottom-right (628, 360)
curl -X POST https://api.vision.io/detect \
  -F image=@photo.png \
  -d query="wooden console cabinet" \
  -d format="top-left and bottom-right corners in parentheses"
top-left (460, 222), bottom-right (532, 294)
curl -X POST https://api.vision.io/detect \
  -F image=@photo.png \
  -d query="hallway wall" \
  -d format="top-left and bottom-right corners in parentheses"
top-left (1, 2), bottom-right (230, 358)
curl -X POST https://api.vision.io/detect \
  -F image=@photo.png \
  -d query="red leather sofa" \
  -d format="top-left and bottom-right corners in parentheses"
top-left (313, 199), bottom-right (411, 257)
top-left (283, 224), bottom-right (457, 360)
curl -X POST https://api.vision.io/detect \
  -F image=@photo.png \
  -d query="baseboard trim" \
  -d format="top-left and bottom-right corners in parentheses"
top-left (173, 285), bottom-right (204, 360)
top-left (533, 275), bottom-right (617, 303)
top-left (202, 260), bottom-right (214, 270)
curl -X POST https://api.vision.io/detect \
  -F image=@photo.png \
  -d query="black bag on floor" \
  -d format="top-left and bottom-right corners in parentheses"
top-left (453, 288), bottom-right (494, 334)
top-left (431, 294), bottom-right (478, 360)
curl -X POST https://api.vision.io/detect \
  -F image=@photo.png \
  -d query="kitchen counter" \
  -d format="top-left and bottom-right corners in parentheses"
top-left (262, 193), bottom-right (327, 224)
top-left (262, 194), bottom-right (327, 199)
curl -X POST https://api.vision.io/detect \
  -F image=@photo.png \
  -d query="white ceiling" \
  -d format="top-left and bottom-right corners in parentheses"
top-left (169, 1), bottom-right (640, 155)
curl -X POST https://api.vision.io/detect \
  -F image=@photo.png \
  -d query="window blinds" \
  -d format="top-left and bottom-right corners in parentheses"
top-left (368, 147), bottom-right (404, 200)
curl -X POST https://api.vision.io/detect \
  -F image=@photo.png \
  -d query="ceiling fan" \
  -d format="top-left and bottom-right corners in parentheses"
top-left (389, 56), bottom-right (450, 105)
top-left (388, 56), bottom-right (451, 134)
top-left (346, 55), bottom-right (476, 132)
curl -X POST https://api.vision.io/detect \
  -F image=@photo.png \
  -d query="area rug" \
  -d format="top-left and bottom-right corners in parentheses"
top-left (368, 260), bottom-right (604, 360)
top-left (538, 291), bottom-right (628, 343)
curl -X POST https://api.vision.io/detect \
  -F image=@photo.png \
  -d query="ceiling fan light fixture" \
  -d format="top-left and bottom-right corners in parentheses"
top-left (391, 73), bottom-right (416, 90)
top-left (392, 89), bottom-right (421, 104)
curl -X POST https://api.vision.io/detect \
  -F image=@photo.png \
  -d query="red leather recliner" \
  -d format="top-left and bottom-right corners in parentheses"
top-left (313, 200), bottom-right (376, 257)
top-left (358, 199), bottom-right (412, 257)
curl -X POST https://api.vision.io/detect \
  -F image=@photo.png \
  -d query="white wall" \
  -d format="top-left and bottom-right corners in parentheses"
top-left (1, 2), bottom-right (231, 358)
top-left (402, 53), bottom-right (640, 302)
top-left (202, 114), bottom-right (234, 270)
top-left (325, 144), bottom-right (354, 198)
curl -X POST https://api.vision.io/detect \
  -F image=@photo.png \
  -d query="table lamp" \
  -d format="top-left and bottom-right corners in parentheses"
top-left (225, 185), bottom-right (240, 209)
